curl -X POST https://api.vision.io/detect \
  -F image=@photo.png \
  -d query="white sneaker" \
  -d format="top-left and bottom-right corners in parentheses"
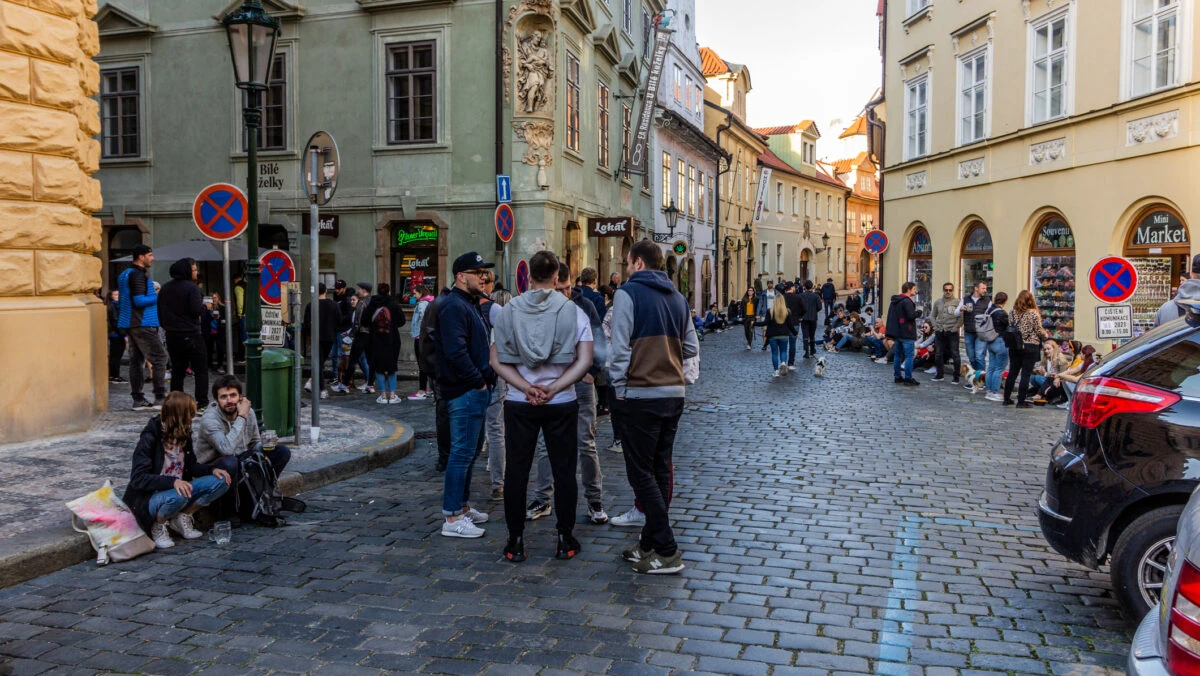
top-left (610, 507), bottom-right (646, 527)
top-left (608, 440), bottom-right (623, 453)
top-left (332, 382), bottom-right (349, 394)
top-left (356, 383), bottom-right (370, 392)
top-left (376, 395), bottom-right (390, 404)
top-left (924, 367), bottom-right (937, 375)
top-left (744, 345), bottom-right (752, 350)
top-left (366, 385), bottom-right (376, 394)
top-left (304, 378), bottom-right (312, 392)
top-left (150, 522), bottom-right (175, 549)
top-left (788, 365), bottom-right (796, 371)
top-left (388, 394), bottom-right (402, 404)
top-left (320, 390), bottom-right (329, 399)
top-left (441, 517), bottom-right (485, 538)
top-left (873, 357), bottom-right (888, 364)
top-left (407, 391), bottom-right (428, 401)
top-left (462, 506), bottom-right (489, 524)
top-left (168, 513), bottom-right (203, 540)
top-left (984, 392), bottom-right (1003, 402)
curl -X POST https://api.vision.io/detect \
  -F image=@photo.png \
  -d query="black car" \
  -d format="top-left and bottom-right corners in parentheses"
top-left (1039, 315), bottom-right (1200, 621)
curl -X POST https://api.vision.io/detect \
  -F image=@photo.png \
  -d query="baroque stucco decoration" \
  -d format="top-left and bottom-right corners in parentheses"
top-left (905, 171), bottom-right (928, 192)
top-left (513, 120), bottom-right (554, 187)
top-left (505, 0), bottom-right (557, 115)
top-left (1127, 110), bottom-right (1179, 146)
top-left (1029, 138), bottom-right (1066, 165)
top-left (958, 158), bottom-right (985, 180)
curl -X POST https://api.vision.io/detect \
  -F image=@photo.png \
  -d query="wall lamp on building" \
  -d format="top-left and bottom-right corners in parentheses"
top-left (813, 232), bottom-right (831, 254)
top-left (663, 200), bottom-right (681, 238)
top-left (223, 0), bottom-right (280, 427)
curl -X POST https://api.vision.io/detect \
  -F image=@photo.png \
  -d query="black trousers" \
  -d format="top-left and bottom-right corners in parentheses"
top-left (934, 331), bottom-right (961, 381)
top-left (166, 333), bottom-right (209, 408)
top-left (742, 318), bottom-right (755, 347)
top-left (801, 320), bottom-right (818, 357)
top-left (503, 400), bottom-right (579, 538)
top-left (108, 335), bottom-right (125, 379)
top-left (1004, 344), bottom-right (1040, 404)
top-left (433, 382), bottom-right (451, 466)
top-left (344, 332), bottom-right (372, 386)
top-left (314, 340), bottom-right (334, 392)
top-left (611, 396), bottom-right (684, 556)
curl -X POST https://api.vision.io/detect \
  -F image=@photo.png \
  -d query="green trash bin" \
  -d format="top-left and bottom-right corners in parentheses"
top-left (260, 348), bottom-right (296, 438)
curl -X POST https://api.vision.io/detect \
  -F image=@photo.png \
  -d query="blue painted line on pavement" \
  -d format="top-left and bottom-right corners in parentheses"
top-left (876, 515), bottom-right (924, 672)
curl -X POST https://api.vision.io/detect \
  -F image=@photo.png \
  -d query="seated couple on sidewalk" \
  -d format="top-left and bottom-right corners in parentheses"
top-left (123, 375), bottom-right (292, 548)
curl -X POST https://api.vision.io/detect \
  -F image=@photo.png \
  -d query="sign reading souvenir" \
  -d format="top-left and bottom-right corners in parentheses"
top-left (752, 168), bottom-right (772, 223)
top-left (589, 217), bottom-right (633, 238)
top-left (1035, 219), bottom-right (1074, 250)
top-left (259, 250), bottom-right (295, 306)
top-left (302, 213), bottom-right (340, 237)
top-left (495, 204), bottom-right (515, 243)
top-left (515, 259), bottom-right (530, 294)
top-left (1088, 255), bottom-right (1139, 304)
top-left (1131, 211), bottom-right (1188, 247)
top-left (192, 183), bottom-right (248, 241)
top-left (629, 25), bottom-right (672, 175)
top-left (1096, 304), bottom-right (1134, 340)
top-left (864, 230), bottom-right (889, 255)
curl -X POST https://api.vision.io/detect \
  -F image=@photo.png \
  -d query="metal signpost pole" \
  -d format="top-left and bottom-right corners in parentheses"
top-left (308, 145), bottom-right (321, 442)
top-left (223, 241), bottom-right (234, 374)
top-left (290, 283), bottom-right (302, 447)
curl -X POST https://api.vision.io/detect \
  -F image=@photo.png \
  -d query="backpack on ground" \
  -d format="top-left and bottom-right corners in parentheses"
top-left (371, 306), bottom-right (392, 334)
top-left (974, 304), bottom-right (999, 342)
top-left (236, 450), bottom-right (305, 527)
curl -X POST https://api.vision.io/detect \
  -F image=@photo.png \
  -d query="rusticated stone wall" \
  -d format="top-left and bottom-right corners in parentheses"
top-left (0, 0), bottom-right (106, 443)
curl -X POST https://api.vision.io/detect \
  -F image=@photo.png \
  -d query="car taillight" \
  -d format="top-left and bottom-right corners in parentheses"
top-left (1168, 560), bottom-right (1200, 675)
top-left (1068, 376), bottom-right (1180, 429)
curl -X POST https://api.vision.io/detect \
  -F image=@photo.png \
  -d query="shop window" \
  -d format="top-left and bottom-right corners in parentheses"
top-left (907, 227), bottom-right (933, 317)
top-left (391, 222), bottom-right (439, 296)
top-left (1031, 217), bottom-right (1076, 342)
top-left (960, 222), bottom-right (993, 296)
top-left (1125, 207), bottom-right (1191, 336)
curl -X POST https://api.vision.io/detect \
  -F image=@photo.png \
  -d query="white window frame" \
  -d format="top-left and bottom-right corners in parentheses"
top-left (957, 44), bottom-right (990, 146)
top-left (904, 73), bottom-right (930, 160)
top-left (673, 65), bottom-right (683, 102)
top-left (1123, 0), bottom-right (1190, 99)
top-left (624, 0), bottom-right (633, 34)
top-left (684, 75), bottom-right (693, 111)
top-left (1026, 6), bottom-right (1074, 126)
top-left (791, 186), bottom-right (798, 215)
top-left (906, 0), bottom-right (931, 19)
top-left (776, 182), bottom-right (783, 212)
top-left (694, 84), bottom-right (703, 116)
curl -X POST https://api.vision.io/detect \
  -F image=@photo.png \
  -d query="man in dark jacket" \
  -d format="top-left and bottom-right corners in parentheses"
top-left (159, 258), bottom-right (210, 409)
top-left (886, 282), bottom-right (920, 386)
top-left (578, 267), bottom-right (607, 319)
top-left (783, 282), bottom-right (805, 369)
top-left (303, 283), bottom-right (342, 399)
top-left (118, 244), bottom-right (168, 410)
top-left (435, 252), bottom-right (497, 538)
top-left (820, 278), bottom-right (837, 319)
top-left (421, 287), bottom-right (453, 471)
top-left (798, 280), bottom-right (823, 359)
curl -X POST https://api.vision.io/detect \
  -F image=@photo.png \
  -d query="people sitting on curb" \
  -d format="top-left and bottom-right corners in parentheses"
top-left (193, 375), bottom-right (292, 507)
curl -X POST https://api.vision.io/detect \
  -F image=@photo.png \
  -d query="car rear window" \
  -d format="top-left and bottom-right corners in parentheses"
top-left (1119, 334), bottom-right (1200, 397)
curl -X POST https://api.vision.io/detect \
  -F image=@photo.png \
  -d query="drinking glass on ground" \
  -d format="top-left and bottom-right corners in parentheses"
top-left (210, 521), bottom-right (232, 546)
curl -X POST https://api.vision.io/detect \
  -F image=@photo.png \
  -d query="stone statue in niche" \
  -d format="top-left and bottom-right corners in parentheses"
top-left (517, 29), bottom-right (553, 114)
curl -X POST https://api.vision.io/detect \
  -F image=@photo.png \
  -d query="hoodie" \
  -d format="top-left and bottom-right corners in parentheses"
top-left (493, 288), bottom-right (579, 369)
top-left (158, 259), bottom-right (205, 335)
top-left (885, 293), bottom-right (918, 340)
top-left (607, 270), bottom-right (699, 399)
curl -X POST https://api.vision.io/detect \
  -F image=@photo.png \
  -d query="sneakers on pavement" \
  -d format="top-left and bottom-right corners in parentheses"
top-left (168, 513), bottom-right (203, 540)
top-left (407, 391), bottom-right (428, 401)
top-left (490, 488), bottom-right (504, 502)
top-left (608, 440), bottom-right (623, 453)
top-left (356, 383), bottom-right (370, 393)
top-left (632, 550), bottom-right (684, 575)
top-left (304, 378), bottom-right (312, 392)
top-left (621, 545), bottom-right (653, 563)
top-left (132, 398), bottom-right (161, 411)
top-left (902, 379), bottom-right (920, 387)
top-left (388, 394), bottom-right (402, 404)
top-left (931, 375), bottom-right (945, 382)
top-left (331, 382), bottom-right (350, 394)
top-left (555, 532), bottom-right (581, 560)
top-left (150, 522), bottom-right (175, 549)
top-left (525, 500), bottom-right (551, 521)
top-left (441, 517), bottom-right (485, 538)
top-left (319, 390), bottom-right (329, 399)
top-left (984, 392), bottom-right (1003, 402)
top-left (462, 506), bottom-right (489, 524)
top-left (588, 502), bottom-right (609, 525)
top-left (924, 367), bottom-right (937, 374)
top-left (376, 395), bottom-right (389, 404)
top-left (610, 507), bottom-right (645, 527)
top-left (504, 536), bottom-right (526, 563)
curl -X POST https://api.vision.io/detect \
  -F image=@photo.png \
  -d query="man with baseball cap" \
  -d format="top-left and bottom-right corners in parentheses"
top-left (436, 252), bottom-right (498, 538)
top-left (1156, 254), bottom-right (1200, 326)
top-left (117, 244), bottom-right (168, 410)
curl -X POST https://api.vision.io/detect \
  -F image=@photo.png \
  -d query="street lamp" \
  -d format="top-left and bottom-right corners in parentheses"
top-left (223, 0), bottom-right (280, 426)
top-left (814, 232), bottom-right (831, 253)
top-left (663, 200), bottom-right (680, 238)
top-left (741, 223), bottom-right (753, 290)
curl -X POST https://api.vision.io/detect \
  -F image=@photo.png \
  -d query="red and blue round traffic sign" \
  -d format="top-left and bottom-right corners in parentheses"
top-left (864, 230), bottom-right (889, 255)
top-left (192, 183), bottom-right (248, 241)
top-left (495, 204), bottom-right (515, 243)
top-left (515, 259), bottom-right (529, 294)
top-left (259, 250), bottom-right (295, 306)
top-left (1088, 256), bottom-right (1138, 304)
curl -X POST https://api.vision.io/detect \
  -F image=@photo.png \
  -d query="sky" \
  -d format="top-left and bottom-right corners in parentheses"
top-left (694, 0), bottom-right (882, 157)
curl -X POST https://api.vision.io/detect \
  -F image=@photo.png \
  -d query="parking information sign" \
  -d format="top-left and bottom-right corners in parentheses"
top-left (1096, 304), bottom-right (1134, 340)
top-left (261, 306), bottom-right (284, 347)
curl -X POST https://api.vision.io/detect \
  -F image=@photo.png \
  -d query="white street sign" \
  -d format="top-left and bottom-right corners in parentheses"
top-left (1096, 304), bottom-right (1133, 340)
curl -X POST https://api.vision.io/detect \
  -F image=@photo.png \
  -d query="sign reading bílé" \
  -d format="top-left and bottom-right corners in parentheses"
top-left (589, 217), bottom-right (633, 238)
top-left (1096, 304), bottom-right (1133, 339)
top-left (302, 213), bottom-right (340, 237)
top-left (1132, 211), bottom-right (1188, 247)
top-left (258, 161), bottom-right (286, 190)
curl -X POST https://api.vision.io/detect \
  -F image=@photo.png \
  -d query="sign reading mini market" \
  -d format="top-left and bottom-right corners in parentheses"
top-left (1132, 211), bottom-right (1188, 246)
top-left (589, 217), bottom-right (633, 238)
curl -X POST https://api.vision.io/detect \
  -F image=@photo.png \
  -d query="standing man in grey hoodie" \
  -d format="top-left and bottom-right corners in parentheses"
top-left (490, 251), bottom-right (594, 563)
top-left (929, 282), bottom-right (962, 384)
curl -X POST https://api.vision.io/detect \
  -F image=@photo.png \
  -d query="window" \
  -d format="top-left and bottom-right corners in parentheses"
top-left (904, 74), bottom-right (929, 159)
top-left (1031, 13), bottom-right (1069, 124)
top-left (624, 0), bottom-right (632, 33)
top-left (776, 244), bottom-right (783, 273)
top-left (687, 165), bottom-right (696, 218)
top-left (677, 158), bottom-right (686, 213)
top-left (802, 141), bottom-right (814, 164)
top-left (826, 195), bottom-right (832, 219)
top-left (791, 187), bottom-right (798, 215)
top-left (836, 197), bottom-right (842, 221)
top-left (761, 243), bottom-right (768, 272)
top-left (1130, 0), bottom-right (1180, 96)
top-left (661, 152), bottom-right (671, 208)
top-left (566, 52), bottom-right (581, 151)
top-left (698, 170), bottom-right (706, 222)
top-left (643, 10), bottom-right (651, 58)
top-left (706, 176), bottom-right (714, 223)
top-left (598, 81), bottom-right (610, 168)
top-left (694, 85), bottom-right (703, 116)
top-left (243, 54), bottom-right (286, 151)
top-left (816, 192), bottom-right (822, 219)
top-left (387, 42), bottom-right (437, 144)
top-left (100, 67), bottom-right (139, 158)
top-left (959, 48), bottom-right (987, 144)
top-left (804, 189), bottom-right (809, 216)
top-left (776, 182), bottom-right (783, 212)
top-left (673, 65), bottom-right (682, 101)
top-left (621, 103), bottom-right (632, 179)
top-left (907, 0), bottom-right (930, 17)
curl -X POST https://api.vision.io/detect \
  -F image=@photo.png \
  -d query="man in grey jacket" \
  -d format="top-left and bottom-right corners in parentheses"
top-left (194, 375), bottom-right (291, 487)
top-left (930, 282), bottom-right (962, 384)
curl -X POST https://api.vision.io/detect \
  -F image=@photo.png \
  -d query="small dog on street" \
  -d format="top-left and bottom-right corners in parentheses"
top-left (813, 357), bottom-right (826, 378)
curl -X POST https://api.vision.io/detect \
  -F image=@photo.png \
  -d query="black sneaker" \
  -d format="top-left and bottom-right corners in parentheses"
top-left (1016, 402), bottom-right (1033, 409)
top-left (931, 375), bottom-right (944, 382)
top-left (1002, 399), bottom-right (1014, 406)
top-left (504, 536), bottom-right (526, 563)
top-left (902, 379), bottom-right (920, 387)
top-left (525, 500), bottom-right (551, 520)
top-left (555, 532), bottom-right (581, 560)
top-left (894, 378), bottom-right (904, 384)
top-left (951, 379), bottom-right (961, 385)
top-left (132, 398), bottom-right (160, 411)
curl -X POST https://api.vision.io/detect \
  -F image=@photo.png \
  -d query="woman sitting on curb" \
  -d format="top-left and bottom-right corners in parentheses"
top-left (122, 391), bottom-right (232, 549)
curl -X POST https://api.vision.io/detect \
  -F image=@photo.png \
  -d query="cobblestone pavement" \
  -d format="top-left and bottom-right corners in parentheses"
top-left (0, 333), bottom-right (1130, 675)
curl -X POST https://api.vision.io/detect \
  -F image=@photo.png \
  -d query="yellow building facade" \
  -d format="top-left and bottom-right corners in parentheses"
top-left (883, 0), bottom-right (1200, 346)
top-left (0, 0), bottom-right (105, 442)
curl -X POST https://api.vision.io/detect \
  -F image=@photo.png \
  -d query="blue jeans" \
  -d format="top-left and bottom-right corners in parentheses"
top-left (786, 334), bottom-right (798, 365)
top-left (865, 336), bottom-right (886, 358)
top-left (376, 372), bottom-right (397, 392)
top-left (443, 387), bottom-right (490, 516)
top-left (893, 339), bottom-right (915, 380)
top-left (769, 336), bottom-right (789, 370)
top-left (147, 475), bottom-right (229, 522)
top-left (964, 333), bottom-right (987, 373)
top-left (985, 339), bottom-right (1008, 394)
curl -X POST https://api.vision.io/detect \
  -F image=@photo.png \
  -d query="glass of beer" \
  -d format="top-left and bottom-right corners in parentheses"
top-left (263, 430), bottom-right (278, 451)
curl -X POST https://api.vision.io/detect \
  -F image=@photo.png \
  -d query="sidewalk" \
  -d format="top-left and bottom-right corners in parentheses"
top-left (0, 382), bottom-right (415, 589)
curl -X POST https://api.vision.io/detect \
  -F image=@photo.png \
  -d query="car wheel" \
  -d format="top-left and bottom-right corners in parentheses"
top-left (1111, 505), bottom-right (1184, 622)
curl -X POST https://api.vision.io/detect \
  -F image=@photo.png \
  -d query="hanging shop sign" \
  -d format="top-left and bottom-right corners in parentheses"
top-left (589, 217), bottom-right (633, 238)
top-left (302, 213), bottom-right (340, 237)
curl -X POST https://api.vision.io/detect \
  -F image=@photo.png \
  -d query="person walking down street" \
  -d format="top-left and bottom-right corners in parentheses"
top-left (783, 282), bottom-right (804, 369)
top-left (122, 392), bottom-right (232, 550)
top-left (756, 294), bottom-right (798, 378)
top-left (342, 283), bottom-right (375, 394)
top-left (820, 278), bottom-right (837, 320)
top-left (408, 286), bottom-right (434, 400)
top-left (930, 283), bottom-right (962, 384)
top-left (328, 280), bottom-right (354, 393)
top-left (159, 258), bottom-right (210, 411)
top-left (117, 244), bottom-right (168, 411)
top-left (435, 252), bottom-right (497, 538)
top-left (739, 288), bottom-right (757, 350)
top-left (886, 282), bottom-right (920, 387)
top-left (758, 280), bottom-right (777, 351)
top-left (608, 240), bottom-right (699, 575)
top-left (983, 292), bottom-right (1010, 402)
top-left (490, 252), bottom-right (594, 562)
top-left (360, 283), bottom-right (404, 404)
top-left (485, 287), bottom-right (512, 503)
top-left (798, 280), bottom-right (823, 359)
top-left (107, 289), bottom-right (126, 383)
top-left (303, 283), bottom-right (343, 400)
top-left (1003, 290), bottom-right (1048, 408)
top-left (957, 280), bottom-right (990, 388)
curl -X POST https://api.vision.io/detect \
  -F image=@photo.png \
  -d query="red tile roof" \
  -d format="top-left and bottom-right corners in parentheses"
top-left (699, 47), bottom-right (729, 76)
top-left (755, 121), bottom-right (816, 136)
top-left (831, 152), bottom-right (875, 176)
top-left (757, 148), bottom-right (803, 177)
top-left (815, 167), bottom-right (849, 190)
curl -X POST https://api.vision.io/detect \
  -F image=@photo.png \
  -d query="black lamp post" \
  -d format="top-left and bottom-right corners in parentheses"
top-left (663, 200), bottom-right (680, 238)
top-left (741, 223), bottom-right (753, 290)
top-left (223, 0), bottom-right (280, 425)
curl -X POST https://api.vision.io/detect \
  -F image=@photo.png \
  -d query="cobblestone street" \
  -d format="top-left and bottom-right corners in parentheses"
top-left (0, 333), bottom-right (1129, 675)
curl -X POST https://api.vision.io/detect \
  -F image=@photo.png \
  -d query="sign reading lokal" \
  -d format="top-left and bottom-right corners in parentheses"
top-left (589, 217), bottom-right (633, 238)
top-left (1096, 304), bottom-right (1134, 340)
top-left (302, 213), bottom-right (339, 237)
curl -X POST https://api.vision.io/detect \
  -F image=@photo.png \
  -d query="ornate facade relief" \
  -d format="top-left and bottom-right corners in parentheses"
top-left (1127, 110), bottom-right (1179, 146)
top-left (513, 120), bottom-right (555, 187)
top-left (958, 158), bottom-right (985, 180)
top-left (516, 29), bottom-right (554, 114)
top-left (905, 171), bottom-right (928, 192)
top-left (1029, 138), bottom-right (1066, 165)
